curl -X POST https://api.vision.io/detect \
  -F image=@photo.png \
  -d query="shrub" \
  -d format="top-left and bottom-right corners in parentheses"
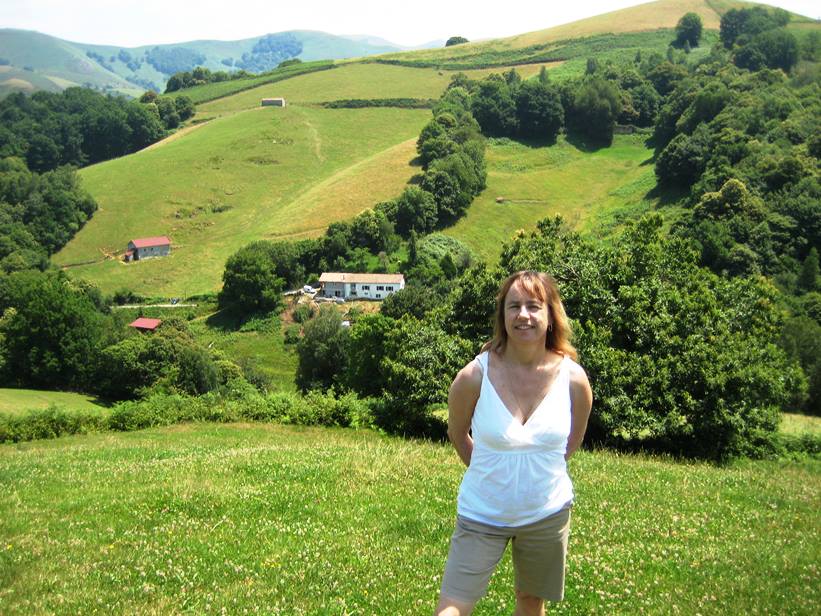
top-left (0, 406), bottom-right (109, 443)
top-left (292, 304), bottom-right (314, 323)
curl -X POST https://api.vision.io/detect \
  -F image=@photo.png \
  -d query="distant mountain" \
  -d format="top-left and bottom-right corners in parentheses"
top-left (0, 28), bottom-right (427, 98)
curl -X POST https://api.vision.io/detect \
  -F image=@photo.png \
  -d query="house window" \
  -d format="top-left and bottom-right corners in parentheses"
top-left (376, 294), bottom-right (382, 299)
top-left (376, 285), bottom-right (385, 291)
top-left (386, 286), bottom-right (393, 291)
top-left (362, 285), bottom-right (370, 290)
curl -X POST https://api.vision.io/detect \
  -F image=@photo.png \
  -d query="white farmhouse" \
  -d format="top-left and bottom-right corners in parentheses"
top-left (318, 273), bottom-right (405, 300)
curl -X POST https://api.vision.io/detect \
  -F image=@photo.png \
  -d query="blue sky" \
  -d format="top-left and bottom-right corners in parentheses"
top-left (1, 0), bottom-right (817, 47)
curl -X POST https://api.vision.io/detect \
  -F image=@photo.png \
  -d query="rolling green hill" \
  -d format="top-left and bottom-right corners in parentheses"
top-left (51, 0), bottom-right (818, 299)
top-left (55, 103), bottom-right (431, 296)
top-left (0, 29), bottom-right (141, 97)
top-left (0, 28), bottom-right (410, 98)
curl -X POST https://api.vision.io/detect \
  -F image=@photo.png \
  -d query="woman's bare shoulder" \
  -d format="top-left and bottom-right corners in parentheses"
top-left (450, 356), bottom-right (483, 396)
top-left (565, 356), bottom-right (591, 387)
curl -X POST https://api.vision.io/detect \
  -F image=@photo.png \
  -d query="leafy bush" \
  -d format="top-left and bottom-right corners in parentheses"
top-left (0, 406), bottom-right (108, 443)
top-left (495, 215), bottom-right (800, 460)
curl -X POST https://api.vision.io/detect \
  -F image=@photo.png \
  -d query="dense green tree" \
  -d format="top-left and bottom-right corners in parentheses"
top-left (380, 285), bottom-right (441, 320)
top-left (295, 305), bottom-right (349, 391)
top-left (646, 61), bottom-right (689, 96)
top-left (735, 29), bottom-right (799, 72)
top-left (675, 13), bottom-right (703, 48)
top-left (349, 208), bottom-right (394, 253)
top-left (445, 36), bottom-right (469, 46)
top-left (377, 316), bottom-right (473, 436)
top-left (0, 271), bottom-right (103, 389)
top-left (515, 80), bottom-right (564, 141)
top-left (470, 78), bottom-right (518, 137)
top-left (655, 125), bottom-right (711, 186)
top-left (218, 242), bottom-right (284, 314)
top-left (343, 312), bottom-right (395, 396)
top-left (798, 248), bottom-right (820, 292)
top-left (567, 78), bottom-right (621, 145)
top-left (391, 186), bottom-right (438, 236)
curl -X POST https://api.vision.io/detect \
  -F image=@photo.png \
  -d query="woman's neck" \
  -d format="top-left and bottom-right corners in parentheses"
top-left (502, 340), bottom-right (548, 367)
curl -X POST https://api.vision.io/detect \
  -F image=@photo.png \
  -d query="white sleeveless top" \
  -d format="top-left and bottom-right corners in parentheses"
top-left (456, 350), bottom-right (574, 527)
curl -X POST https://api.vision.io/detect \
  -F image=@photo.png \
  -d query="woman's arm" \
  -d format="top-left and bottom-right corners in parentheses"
top-left (447, 360), bottom-right (482, 467)
top-left (566, 363), bottom-right (593, 460)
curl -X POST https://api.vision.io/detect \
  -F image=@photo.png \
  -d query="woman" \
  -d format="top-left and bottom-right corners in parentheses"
top-left (435, 270), bottom-right (593, 616)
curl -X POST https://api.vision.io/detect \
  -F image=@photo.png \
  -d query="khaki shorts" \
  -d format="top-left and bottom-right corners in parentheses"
top-left (440, 504), bottom-right (572, 604)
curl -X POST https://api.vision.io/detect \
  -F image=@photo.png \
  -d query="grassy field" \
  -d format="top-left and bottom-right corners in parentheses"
top-left (443, 134), bottom-right (661, 262)
top-left (0, 422), bottom-right (817, 614)
top-left (0, 389), bottom-right (109, 416)
top-left (376, 0), bottom-right (726, 67)
top-left (782, 413), bottom-right (821, 437)
top-left (55, 105), bottom-right (430, 296)
top-left (196, 62), bottom-right (562, 118)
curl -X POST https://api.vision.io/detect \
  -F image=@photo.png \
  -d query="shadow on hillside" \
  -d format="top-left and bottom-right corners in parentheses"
top-left (506, 135), bottom-right (560, 149)
top-left (564, 132), bottom-right (612, 153)
top-left (205, 308), bottom-right (254, 332)
top-left (645, 182), bottom-right (690, 207)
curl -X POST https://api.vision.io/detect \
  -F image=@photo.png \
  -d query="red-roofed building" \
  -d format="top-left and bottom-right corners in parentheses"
top-left (125, 236), bottom-right (171, 261)
top-left (129, 317), bottom-right (162, 332)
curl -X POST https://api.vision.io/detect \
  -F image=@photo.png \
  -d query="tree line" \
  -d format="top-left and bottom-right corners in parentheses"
top-left (0, 87), bottom-right (194, 172)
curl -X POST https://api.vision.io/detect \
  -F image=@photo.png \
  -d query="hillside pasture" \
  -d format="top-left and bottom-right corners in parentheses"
top-left (196, 62), bottom-right (564, 119)
top-left (0, 389), bottom-right (109, 417)
top-left (55, 105), bottom-right (430, 296)
top-left (197, 63), bottom-right (453, 116)
top-left (0, 423), bottom-right (818, 614)
top-left (376, 0), bottom-right (724, 67)
top-left (443, 135), bottom-right (659, 262)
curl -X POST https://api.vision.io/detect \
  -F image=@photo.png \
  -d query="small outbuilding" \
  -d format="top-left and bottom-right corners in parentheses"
top-left (129, 317), bottom-right (162, 332)
top-left (261, 98), bottom-right (286, 107)
top-left (318, 273), bottom-right (405, 300)
top-left (124, 236), bottom-right (171, 262)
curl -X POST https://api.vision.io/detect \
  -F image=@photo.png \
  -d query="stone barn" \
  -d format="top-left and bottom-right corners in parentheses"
top-left (261, 98), bottom-right (286, 107)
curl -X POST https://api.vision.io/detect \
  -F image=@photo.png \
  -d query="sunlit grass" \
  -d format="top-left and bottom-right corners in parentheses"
top-left (0, 423), bottom-right (818, 614)
top-left (56, 105), bottom-right (430, 296)
top-left (443, 134), bottom-right (658, 262)
top-left (0, 389), bottom-right (109, 416)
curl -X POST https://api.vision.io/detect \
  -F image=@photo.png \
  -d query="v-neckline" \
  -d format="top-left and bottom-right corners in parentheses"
top-left (485, 352), bottom-right (565, 427)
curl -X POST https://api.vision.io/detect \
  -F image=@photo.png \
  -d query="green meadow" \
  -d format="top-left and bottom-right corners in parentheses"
top-left (196, 62), bottom-right (560, 118)
top-left (444, 134), bottom-right (661, 262)
top-left (56, 105), bottom-right (430, 296)
top-left (0, 423), bottom-right (818, 614)
top-left (0, 389), bottom-right (109, 417)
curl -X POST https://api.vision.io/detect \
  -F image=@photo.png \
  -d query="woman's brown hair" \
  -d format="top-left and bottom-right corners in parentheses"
top-left (481, 270), bottom-right (577, 360)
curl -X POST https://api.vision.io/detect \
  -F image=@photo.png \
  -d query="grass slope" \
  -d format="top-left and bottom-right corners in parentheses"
top-left (378, 0), bottom-right (725, 66)
top-left (56, 105), bottom-right (430, 296)
top-left (0, 389), bottom-right (108, 416)
top-left (194, 61), bottom-right (562, 114)
top-left (0, 423), bottom-right (818, 614)
top-left (443, 135), bottom-right (660, 262)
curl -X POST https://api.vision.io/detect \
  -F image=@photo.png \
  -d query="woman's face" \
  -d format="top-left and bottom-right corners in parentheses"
top-left (503, 280), bottom-right (550, 344)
